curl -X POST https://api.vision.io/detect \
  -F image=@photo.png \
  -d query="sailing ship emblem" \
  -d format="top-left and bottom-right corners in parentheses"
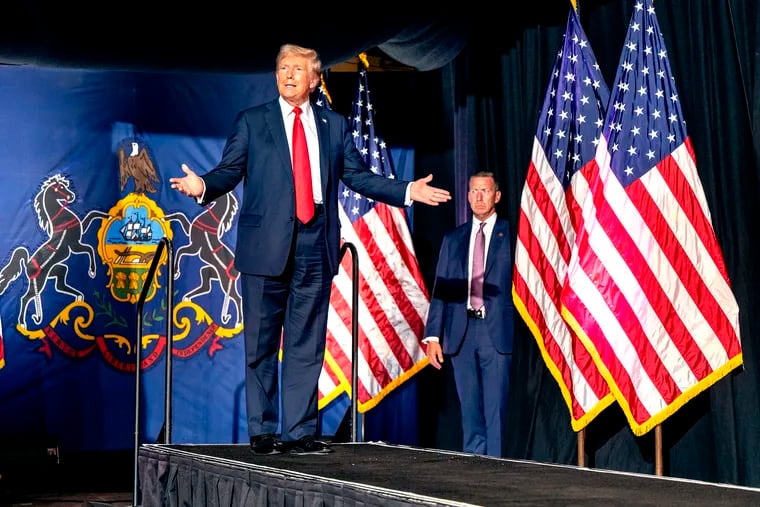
top-left (120, 213), bottom-right (154, 242)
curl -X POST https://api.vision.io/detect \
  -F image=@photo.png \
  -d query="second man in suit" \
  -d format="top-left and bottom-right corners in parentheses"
top-left (424, 171), bottom-right (514, 457)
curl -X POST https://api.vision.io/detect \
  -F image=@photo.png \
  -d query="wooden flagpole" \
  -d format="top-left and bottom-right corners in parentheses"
top-left (655, 425), bottom-right (663, 475)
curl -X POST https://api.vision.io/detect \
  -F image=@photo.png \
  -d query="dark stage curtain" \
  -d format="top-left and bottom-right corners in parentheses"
top-left (408, 0), bottom-right (760, 488)
top-left (2, 0), bottom-right (759, 491)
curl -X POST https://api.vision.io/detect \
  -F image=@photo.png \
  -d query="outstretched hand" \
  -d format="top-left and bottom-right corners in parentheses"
top-left (169, 163), bottom-right (204, 198)
top-left (410, 174), bottom-right (452, 206)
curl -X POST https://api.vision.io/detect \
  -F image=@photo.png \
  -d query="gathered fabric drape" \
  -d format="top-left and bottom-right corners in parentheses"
top-left (409, 0), bottom-right (760, 487)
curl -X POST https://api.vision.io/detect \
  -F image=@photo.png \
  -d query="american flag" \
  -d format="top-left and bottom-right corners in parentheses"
top-left (560, 0), bottom-right (742, 435)
top-left (317, 59), bottom-right (430, 412)
top-left (512, 8), bottom-right (614, 431)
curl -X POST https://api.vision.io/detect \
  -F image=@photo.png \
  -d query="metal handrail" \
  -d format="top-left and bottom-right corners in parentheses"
top-left (337, 241), bottom-right (360, 443)
top-left (132, 237), bottom-right (174, 506)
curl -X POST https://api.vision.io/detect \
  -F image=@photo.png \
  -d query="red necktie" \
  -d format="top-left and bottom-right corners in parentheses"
top-left (470, 222), bottom-right (485, 310)
top-left (292, 106), bottom-right (314, 223)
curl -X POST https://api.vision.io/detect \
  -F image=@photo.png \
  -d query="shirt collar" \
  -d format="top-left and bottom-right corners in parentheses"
top-left (279, 97), bottom-right (312, 121)
top-left (473, 213), bottom-right (497, 230)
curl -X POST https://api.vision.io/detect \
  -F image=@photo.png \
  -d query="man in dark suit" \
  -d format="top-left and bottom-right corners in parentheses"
top-left (424, 171), bottom-right (514, 457)
top-left (170, 43), bottom-right (450, 455)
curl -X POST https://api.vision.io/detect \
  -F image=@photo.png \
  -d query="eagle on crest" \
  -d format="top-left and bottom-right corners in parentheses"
top-left (119, 141), bottom-right (159, 194)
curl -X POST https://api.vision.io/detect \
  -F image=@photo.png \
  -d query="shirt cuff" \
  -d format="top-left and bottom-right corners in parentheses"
top-left (422, 337), bottom-right (439, 344)
top-left (196, 179), bottom-right (207, 204)
top-left (404, 182), bottom-right (413, 206)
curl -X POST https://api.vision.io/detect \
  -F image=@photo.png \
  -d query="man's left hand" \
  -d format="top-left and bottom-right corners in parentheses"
top-left (410, 174), bottom-right (452, 206)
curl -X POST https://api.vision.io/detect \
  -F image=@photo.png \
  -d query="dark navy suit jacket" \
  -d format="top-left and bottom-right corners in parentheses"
top-left (200, 98), bottom-right (409, 277)
top-left (425, 216), bottom-right (514, 355)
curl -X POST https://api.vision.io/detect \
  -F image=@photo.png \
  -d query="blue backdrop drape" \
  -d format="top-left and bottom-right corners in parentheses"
top-left (0, 65), bottom-right (418, 453)
top-left (0, 67), bottom-right (276, 451)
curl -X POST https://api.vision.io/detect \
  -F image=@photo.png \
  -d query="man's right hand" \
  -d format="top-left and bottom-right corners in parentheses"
top-left (425, 341), bottom-right (444, 370)
top-left (169, 163), bottom-right (204, 198)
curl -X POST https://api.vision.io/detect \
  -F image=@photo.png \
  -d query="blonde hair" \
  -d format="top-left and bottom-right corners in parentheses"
top-left (276, 44), bottom-right (321, 77)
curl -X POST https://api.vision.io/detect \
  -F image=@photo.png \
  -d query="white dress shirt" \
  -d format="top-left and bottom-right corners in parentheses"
top-left (468, 212), bottom-right (496, 314)
top-left (280, 97), bottom-right (323, 204)
top-left (423, 212), bottom-right (497, 344)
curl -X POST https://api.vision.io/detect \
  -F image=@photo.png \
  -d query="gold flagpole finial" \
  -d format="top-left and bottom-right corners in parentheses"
top-left (319, 73), bottom-right (332, 106)
top-left (358, 52), bottom-right (369, 70)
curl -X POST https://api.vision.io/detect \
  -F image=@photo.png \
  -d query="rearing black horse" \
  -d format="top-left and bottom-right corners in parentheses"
top-left (0, 174), bottom-right (106, 328)
top-left (167, 191), bottom-right (242, 327)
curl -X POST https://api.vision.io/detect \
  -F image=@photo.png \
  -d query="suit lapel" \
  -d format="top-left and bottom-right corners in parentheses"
top-left (314, 104), bottom-right (330, 194)
top-left (456, 221), bottom-right (473, 275)
top-left (485, 218), bottom-right (508, 277)
top-left (265, 100), bottom-right (291, 172)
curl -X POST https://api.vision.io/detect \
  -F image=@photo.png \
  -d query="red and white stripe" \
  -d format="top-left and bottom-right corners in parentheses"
top-left (320, 202), bottom-right (429, 412)
top-left (513, 138), bottom-right (614, 430)
top-left (561, 136), bottom-right (742, 435)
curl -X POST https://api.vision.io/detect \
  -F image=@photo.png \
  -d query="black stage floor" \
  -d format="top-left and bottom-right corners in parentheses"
top-left (138, 442), bottom-right (760, 506)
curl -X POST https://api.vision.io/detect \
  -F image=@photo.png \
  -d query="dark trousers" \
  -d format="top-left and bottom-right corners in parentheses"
top-left (450, 317), bottom-right (511, 457)
top-left (240, 210), bottom-right (332, 442)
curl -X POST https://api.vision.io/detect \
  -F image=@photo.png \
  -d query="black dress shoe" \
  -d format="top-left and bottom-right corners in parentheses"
top-left (285, 436), bottom-right (332, 455)
top-left (250, 433), bottom-right (283, 455)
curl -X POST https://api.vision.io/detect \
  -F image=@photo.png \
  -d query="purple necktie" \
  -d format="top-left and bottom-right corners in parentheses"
top-left (292, 106), bottom-right (314, 223)
top-left (471, 222), bottom-right (485, 310)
